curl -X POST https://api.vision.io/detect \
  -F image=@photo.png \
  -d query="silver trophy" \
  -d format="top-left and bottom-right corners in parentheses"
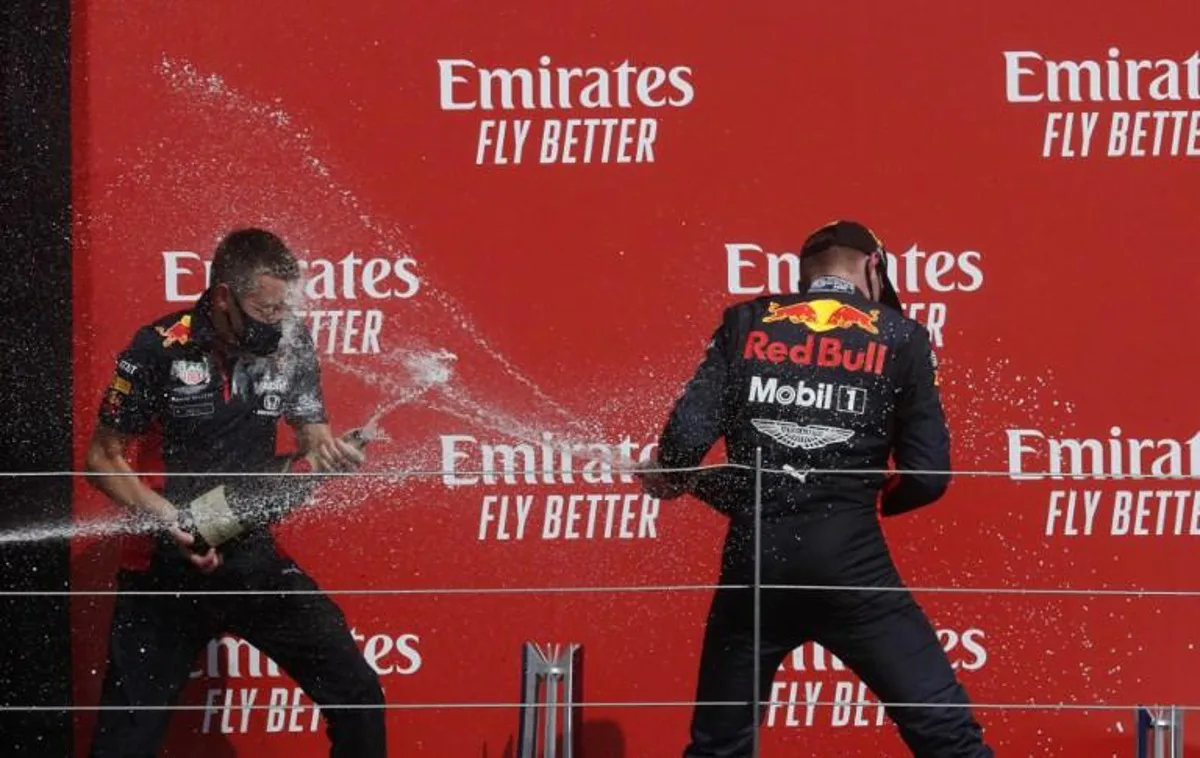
top-left (1135, 706), bottom-right (1184, 758)
top-left (517, 642), bottom-right (583, 758)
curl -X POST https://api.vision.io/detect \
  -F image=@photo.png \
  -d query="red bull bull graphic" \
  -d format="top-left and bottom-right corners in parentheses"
top-left (763, 299), bottom-right (880, 335)
top-left (155, 314), bottom-right (192, 347)
top-left (763, 302), bottom-right (819, 325)
top-left (743, 331), bottom-right (888, 375)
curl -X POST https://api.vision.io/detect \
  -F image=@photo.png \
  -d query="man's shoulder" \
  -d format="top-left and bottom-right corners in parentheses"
top-left (880, 305), bottom-right (932, 345)
top-left (881, 308), bottom-right (939, 378)
top-left (712, 295), bottom-right (779, 336)
top-left (275, 322), bottom-right (320, 367)
top-left (724, 292), bottom-right (805, 317)
top-left (125, 308), bottom-right (200, 356)
top-left (742, 292), bottom-right (805, 306)
top-left (838, 296), bottom-right (922, 342)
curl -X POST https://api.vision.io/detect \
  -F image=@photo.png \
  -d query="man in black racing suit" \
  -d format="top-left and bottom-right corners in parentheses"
top-left (639, 221), bottom-right (994, 757)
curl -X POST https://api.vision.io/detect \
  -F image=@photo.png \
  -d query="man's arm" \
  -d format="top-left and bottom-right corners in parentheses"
top-left (84, 332), bottom-right (219, 570)
top-left (85, 426), bottom-right (176, 522)
top-left (284, 327), bottom-right (364, 471)
top-left (295, 424), bottom-right (366, 471)
top-left (642, 308), bottom-right (737, 498)
top-left (84, 331), bottom-right (172, 518)
top-left (880, 325), bottom-right (951, 516)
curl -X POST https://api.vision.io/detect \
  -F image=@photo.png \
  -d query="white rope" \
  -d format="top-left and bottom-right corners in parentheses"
top-left (3, 464), bottom-right (1198, 479)
top-left (4, 583), bottom-right (1199, 598)
top-left (3, 463), bottom-right (1194, 595)
top-left (0, 699), bottom-right (1190, 713)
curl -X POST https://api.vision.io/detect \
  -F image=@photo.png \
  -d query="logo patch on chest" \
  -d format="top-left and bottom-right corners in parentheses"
top-left (254, 376), bottom-right (289, 394)
top-left (255, 393), bottom-right (284, 417)
top-left (170, 401), bottom-right (216, 419)
top-left (171, 360), bottom-right (210, 387)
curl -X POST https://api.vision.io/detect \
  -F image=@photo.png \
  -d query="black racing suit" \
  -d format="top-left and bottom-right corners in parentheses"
top-left (656, 276), bottom-right (993, 757)
top-left (89, 291), bottom-right (387, 758)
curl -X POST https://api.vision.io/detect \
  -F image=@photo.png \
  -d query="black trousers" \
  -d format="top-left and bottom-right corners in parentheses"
top-left (683, 514), bottom-right (994, 758)
top-left (89, 538), bottom-right (386, 758)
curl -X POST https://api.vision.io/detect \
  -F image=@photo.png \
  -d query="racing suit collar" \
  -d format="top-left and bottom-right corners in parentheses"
top-left (807, 275), bottom-right (862, 296)
top-left (187, 289), bottom-right (220, 348)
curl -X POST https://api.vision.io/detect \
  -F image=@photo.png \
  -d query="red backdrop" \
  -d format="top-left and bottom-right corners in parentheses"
top-left (69, 2), bottom-right (1200, 755)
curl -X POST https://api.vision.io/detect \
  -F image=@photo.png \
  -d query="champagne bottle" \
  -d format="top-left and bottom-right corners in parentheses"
top-left (177, 427), bottom-right (373, 554)
top-left (175, 508), bottom-right (212, 554)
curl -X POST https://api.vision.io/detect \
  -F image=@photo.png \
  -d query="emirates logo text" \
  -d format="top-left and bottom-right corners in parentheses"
top-left (438, 55), bottom-right (695, 166)
top-left (1004, 47), bottom-right (1200, 159)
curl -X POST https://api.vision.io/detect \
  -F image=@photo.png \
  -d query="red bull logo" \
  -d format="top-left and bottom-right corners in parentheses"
top-left (156, 315), bottom-right (192, 347)
top-left (743, 332), bottom-right (888, 375)
top-left (762, 299), bottom-right (880, 335)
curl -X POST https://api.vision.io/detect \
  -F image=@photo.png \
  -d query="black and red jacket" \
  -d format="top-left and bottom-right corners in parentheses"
top-left (97, 290), bottom-right (328, 568)
top-left (656, 275), bottom-right (950, 520)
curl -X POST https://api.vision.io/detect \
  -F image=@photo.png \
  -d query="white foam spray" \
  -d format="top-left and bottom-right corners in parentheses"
top-left (20, 56), bottom-right (611, 546)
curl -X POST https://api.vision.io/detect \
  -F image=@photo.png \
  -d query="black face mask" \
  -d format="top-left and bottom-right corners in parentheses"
top-left (232, 294), bottom-right (283, 356)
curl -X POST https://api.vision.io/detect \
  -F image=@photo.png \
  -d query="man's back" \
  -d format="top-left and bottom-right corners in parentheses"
top-left (657, 274), bottom-right (950, 519)
top-left (657, 225), bottom-right (996, 758)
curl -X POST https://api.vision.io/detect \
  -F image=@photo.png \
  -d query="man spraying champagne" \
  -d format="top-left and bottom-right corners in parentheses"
top-left (638, 220), bottom-right (993, 758)
top-left (83, 229), bottom-right (388, 758)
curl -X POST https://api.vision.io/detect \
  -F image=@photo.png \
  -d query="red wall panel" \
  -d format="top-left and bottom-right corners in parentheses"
top-left (70, 2), bottom-right (1200, 754)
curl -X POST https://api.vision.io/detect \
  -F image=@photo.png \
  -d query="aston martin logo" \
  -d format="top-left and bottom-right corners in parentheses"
top-left (751, 419), bottom-right (854, 450)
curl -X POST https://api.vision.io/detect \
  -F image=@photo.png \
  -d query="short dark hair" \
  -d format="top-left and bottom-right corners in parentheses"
top-left (210, 228), bottom-right (300, 296)
top-left (800, 244), bottom-right (869, 275)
